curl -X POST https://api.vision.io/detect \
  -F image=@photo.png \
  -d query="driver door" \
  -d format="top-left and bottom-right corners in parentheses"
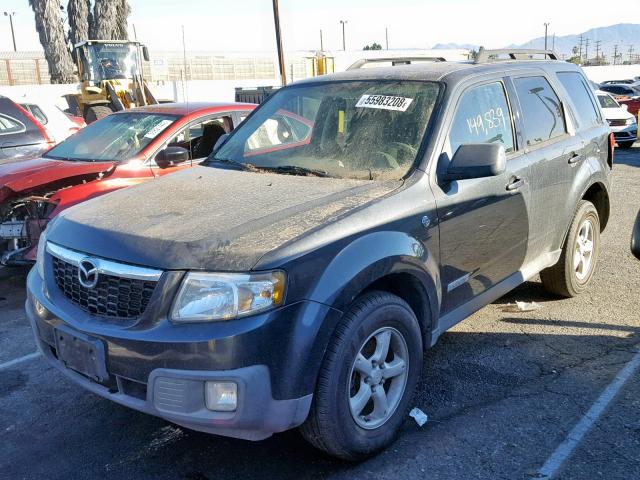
top-left (432, 80), bottom-right (532, 315)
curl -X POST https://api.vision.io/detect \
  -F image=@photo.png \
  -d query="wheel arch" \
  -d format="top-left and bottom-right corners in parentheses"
top-left (581, 181), bottom-right (610, 232)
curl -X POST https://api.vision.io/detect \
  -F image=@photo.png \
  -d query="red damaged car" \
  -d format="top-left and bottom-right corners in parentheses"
top-left (0, 102), bottom-right (255, 265)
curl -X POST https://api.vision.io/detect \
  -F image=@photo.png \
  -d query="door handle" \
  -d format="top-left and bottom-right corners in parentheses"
top-left (506, 177), bottom-right (525, 191)
top-left (568, 152), bottom-right (582, 164)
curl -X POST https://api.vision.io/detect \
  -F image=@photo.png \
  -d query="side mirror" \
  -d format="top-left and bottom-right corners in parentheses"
top-left (443, 143), bottom-right (506, 181)
top-left (632, 210), bottom-right (640, 260)
top-left (621, 103), bottom-right (629, 111)
top-left (142, 45), bottom-right (150, 62)
top-left (213, 133), bottom-right (230, 153)
top-left (155, 146), bottom-right (189, 169)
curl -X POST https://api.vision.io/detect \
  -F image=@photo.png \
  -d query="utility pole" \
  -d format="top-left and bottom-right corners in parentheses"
top-left (3, 12), bottom-right (16, 52)
top-left (578, 35), bottom-right (584, 61)
top-left (385, 27), bottom-right (389, 50)
top-left (584, 38), bottom-right (589, 62)
top-left (272, 0), bottom-right (287, 86)
top-left (595, 40), bottom-right (602, 64)
top-left (340, 20), bottom-right (347, 51)
top-left (629, 45), bottom-right (635, 63)
top-left (320, 29), bottom-right (323, 51)
top-left (552, 33), bottom-right (555, 51)
top-left (613, 44), bottom-right (619, 65)
top-left (543, 23), bottom-right (550, 50)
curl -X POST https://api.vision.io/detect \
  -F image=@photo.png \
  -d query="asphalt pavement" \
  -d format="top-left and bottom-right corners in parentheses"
top-left (1, 144), bottom-right (639, 479)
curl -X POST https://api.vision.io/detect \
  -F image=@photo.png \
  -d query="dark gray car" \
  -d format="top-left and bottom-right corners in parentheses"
top-left (26, 50), bottom-right (612, 460)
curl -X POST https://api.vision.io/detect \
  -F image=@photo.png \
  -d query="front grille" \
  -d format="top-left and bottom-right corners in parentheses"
top-left (52, 256), bottom-right (157, 318)
top-left (608, 119), bottom-right (628, 127)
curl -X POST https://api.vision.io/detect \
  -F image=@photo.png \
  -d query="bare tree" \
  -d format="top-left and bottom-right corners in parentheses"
top-left (29, 0), bottom-right (75, 83)
top-left (115, 0), bottom-right (131, 40)
top-left (67, 0), bottom-right (92, 47)
top-left (91, 0), bottom-right (118, 40)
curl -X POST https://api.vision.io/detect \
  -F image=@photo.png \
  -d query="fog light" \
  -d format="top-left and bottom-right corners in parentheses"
top-left (33, 298), bottom-right (48, 318)
top-left (205, 381), bottom-right (237, 412)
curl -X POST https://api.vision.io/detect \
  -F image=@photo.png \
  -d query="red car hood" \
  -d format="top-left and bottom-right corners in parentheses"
top-left (0, 157), bottom-right (115, 202)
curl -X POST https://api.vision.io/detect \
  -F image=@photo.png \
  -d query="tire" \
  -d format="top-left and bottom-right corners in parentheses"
top-left (618, 141), bottom-right (635, 149)
top-left (84, 105), bottom-right (113, 124)
top-left (300, 291), bottom-right (423, 460)
top-left (540, 200), bottom-right (600, 297)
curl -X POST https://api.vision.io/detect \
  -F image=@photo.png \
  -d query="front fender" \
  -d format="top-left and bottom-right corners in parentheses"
top-left (308, 230), bottom-right (440, 323)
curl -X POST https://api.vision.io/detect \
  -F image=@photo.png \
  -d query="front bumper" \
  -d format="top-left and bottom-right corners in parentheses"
top-left (610, 124), bottom-right (638, 142)
top-left (25, 268), bottom-right (339, 440)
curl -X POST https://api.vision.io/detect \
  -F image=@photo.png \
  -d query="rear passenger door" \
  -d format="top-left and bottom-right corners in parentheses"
top-left (433, 80), bottom-right (532, 314)
top-left (510, 74), bottom-right (586, 260)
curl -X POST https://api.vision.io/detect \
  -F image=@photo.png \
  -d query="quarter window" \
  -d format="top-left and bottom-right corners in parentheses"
top-left (449, 82), bottom-right (515, 154)
top-left (514, 76), bottom-right (566, 147)
top-left (557, 72), bottom-right (600, 127)
top-left (0, 114), bottom-right (25, 135)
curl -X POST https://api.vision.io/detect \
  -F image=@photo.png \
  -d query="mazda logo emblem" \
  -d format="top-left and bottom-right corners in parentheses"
top-left (78, 258), bottom-right (99, 289)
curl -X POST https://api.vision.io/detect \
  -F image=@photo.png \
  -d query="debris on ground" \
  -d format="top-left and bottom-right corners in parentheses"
top-left (409, 407), bottom-right (428, 427)
top-left (502, 301), bottom-right (542, 313)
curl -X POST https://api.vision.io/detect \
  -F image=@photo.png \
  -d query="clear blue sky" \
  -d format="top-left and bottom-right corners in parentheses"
top-left (1, 0), bottom-right (638, 52)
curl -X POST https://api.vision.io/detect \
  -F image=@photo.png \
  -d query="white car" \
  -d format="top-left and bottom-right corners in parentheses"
top-left (13, 97), bottom-right (83, 144)
top-left (596, 90), bottom-right (637, 149)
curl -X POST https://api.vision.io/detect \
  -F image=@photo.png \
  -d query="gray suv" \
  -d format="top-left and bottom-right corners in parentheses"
top-left (26, 50), bottom-right (612, 460)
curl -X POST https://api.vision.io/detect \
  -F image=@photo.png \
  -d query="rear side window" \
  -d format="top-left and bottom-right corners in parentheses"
top-left (0, 114), bottom-right (25, 135)
top-left (514, 76), bottom-right (566, 147)
top-left (557, 72), bottom-right (600, 127)
top-left (22, 104), bottom-right (48, 125)
top-left (449, 82), bottom-right (515, 154)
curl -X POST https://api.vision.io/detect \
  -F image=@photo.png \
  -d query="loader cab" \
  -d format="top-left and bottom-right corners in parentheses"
top-left (76, 41), bottom-right (146, 84)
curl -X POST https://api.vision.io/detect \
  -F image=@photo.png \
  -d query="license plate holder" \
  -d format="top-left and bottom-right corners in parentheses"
top-left (54, 325), bottom-right (108, 383)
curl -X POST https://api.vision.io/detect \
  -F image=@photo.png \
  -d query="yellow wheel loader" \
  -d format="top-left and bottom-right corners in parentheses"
top-left (65, 40), bottom-right (158, 123)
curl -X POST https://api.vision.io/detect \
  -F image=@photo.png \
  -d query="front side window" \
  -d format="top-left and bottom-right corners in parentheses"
top-left (557, 72), bottom-right (600, 127)
top-left (45, 112), bottom-right (178, 162)
top-left (514, 76), bottom-right (566, 147)
top-left (22, 104), bottom-right (48, 125)
top-left (165, 116), bottom-right (229, 160)
top-left (212, 80), bottom-right (441, 180)
top-left (597, 94), bottom-right (620, 109)
top-left (449, 82), bottom-right (515, 154)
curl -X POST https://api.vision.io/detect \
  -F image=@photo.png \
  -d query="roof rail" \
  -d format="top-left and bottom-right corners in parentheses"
top-left (347, 56), bottom-right (446, 70)
top-left (474, 47), bottom-right (559, 64)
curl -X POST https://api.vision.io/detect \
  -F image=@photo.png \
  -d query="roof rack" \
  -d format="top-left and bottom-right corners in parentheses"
top-left (474, 48), bottom-right (559, 64)
top-left (347, 56), bottom-right (446, 70)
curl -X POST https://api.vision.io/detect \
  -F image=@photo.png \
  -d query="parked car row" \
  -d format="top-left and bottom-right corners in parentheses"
top-left (16, 51), bottom-right (615, 459)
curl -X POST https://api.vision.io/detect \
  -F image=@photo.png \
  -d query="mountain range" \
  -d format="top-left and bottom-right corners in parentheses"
top-left (433, 23), bottom-right (640, 60)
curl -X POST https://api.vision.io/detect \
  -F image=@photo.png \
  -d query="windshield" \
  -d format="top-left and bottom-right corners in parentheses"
top-left (598, 94), bottom-right (620, 109)
top-left (82, 43), bottom-right (140, 82)
top-left (211, 80), bottom-right (441, 180)
top-left (45, 112), bottom-right (178, 162)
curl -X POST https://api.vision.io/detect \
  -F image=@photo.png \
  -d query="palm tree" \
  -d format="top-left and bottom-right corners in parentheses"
top-left (91, 0), bottom-right (118, 40)
top-left (29, 0), bottom-right (75, 83)
top-left (67, 0), bottom-right (91, 47)
top-left (115, 0), bottom-right (131, 40)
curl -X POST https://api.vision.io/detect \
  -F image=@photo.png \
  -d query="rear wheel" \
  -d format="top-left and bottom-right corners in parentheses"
top-left (84, 105), bottom-right (113, 123)
top-left (540, 200), bottom-right (600, 297)
top-left (300, 291), bottom-right (423, 460)
top-left (618, 141), bottom-right (635, 149)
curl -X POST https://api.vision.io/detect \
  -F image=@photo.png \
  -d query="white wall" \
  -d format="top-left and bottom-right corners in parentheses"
top-left (582, 65), bottom-right (640, 83)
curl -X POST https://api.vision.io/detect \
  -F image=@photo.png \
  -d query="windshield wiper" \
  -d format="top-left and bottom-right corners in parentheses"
top-left (261, 165), bottom-right (329, 178)
top-left (207, 157), bottom-right (258, 171)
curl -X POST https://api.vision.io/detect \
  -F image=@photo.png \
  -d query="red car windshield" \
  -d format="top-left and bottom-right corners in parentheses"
top-left (45, 112), bottom-right (179, 162)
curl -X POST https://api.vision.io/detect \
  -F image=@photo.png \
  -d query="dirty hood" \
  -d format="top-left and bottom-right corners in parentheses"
top-left (48, 166), bottom-right (400, 271)
top-left (0, 156), bottom-right (115, 203)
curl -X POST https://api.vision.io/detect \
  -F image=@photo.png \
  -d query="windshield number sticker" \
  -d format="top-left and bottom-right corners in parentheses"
top-left (356, 95), bottom-right (413, 112)
top-left (144, 120), bottom-right (174, 139)
top-left (466, 107), bottom-right (507, 136)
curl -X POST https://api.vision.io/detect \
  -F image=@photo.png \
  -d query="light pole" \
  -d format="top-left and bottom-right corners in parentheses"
top-left (386, 27), bottom-right (389, 50)
top-left (340, 20), bottom-right (347, 51)
top-left (543, 22), bottom-right (550, 50)
top-left (3, 12), bottom-right (16, 52)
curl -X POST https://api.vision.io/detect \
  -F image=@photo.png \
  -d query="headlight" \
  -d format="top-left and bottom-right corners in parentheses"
top-left (36, 229), bottom-right (48, 279)
top-left (626, 117), bottom-right (637, 126)
top-left (171, 271), bottom-right (286, 322)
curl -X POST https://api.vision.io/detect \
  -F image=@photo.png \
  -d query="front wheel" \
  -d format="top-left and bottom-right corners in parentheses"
top-left (300, 291), bottom-right (423, 460)
top-left (541, 200), bottom-right (600, 297)
top-left (84, 105), bottom-right (113, 124)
